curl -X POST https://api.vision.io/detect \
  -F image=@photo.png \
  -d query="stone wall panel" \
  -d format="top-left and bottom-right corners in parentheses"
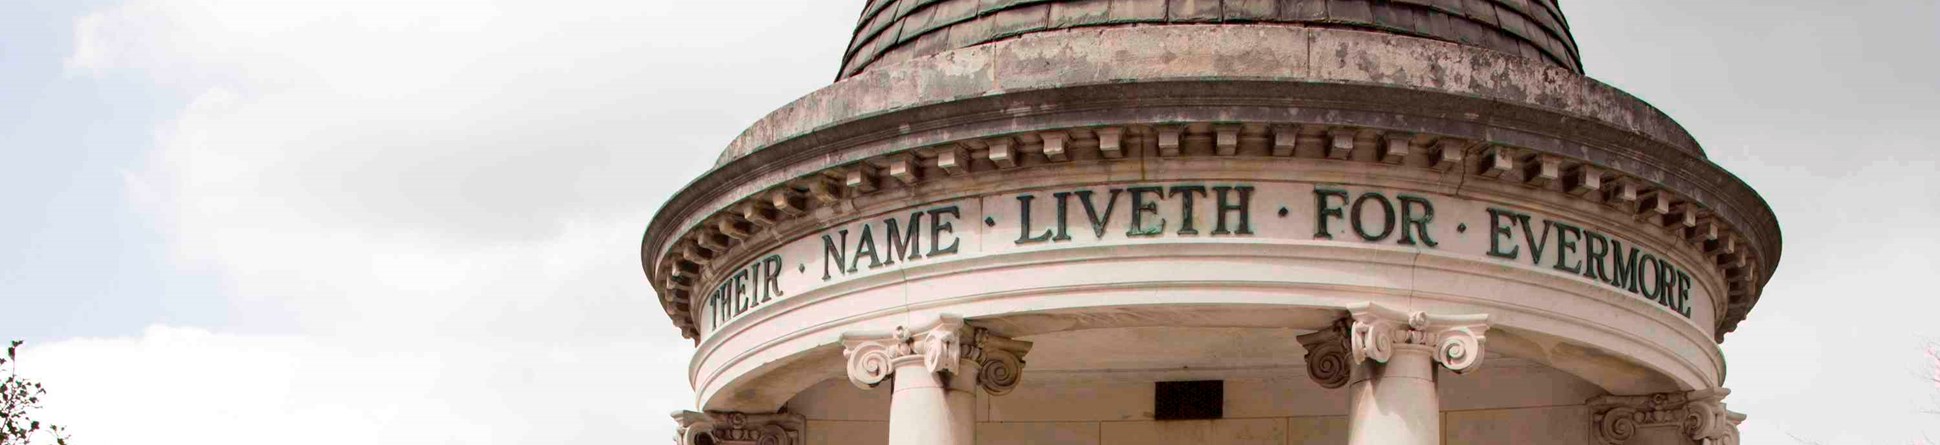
top-left (1099, 419), bottom-right (1287, 445)
top-left (1444, 405), bottom-right (1592, 445)
top-left (1287, 417), bottom-right (1349, 445)
top-left (976, 422), bottom-right (1102, 445)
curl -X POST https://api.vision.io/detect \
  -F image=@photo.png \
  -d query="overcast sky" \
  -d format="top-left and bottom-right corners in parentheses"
top-left (0, 1), bottom-right (1934, 444)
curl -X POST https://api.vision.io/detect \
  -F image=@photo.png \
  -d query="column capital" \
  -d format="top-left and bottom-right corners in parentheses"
top-left (1590, 388), bottom-right (1744, 445)
top-left (1296, 319), bottom-right (1353, 389)
top-left (1345, 303), bottom-right (1492, 373)
top-left (840, 314), bottom-right (1035, 395)
top-left (671, 410), bottom-right (805, 445)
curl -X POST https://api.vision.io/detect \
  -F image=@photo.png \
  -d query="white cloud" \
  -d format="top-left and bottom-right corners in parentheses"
top-left (55, 0), bottom-right (861, 443)
top-left (25, 326), bottom-right (689, 445)
top-left (77, 0), bottom-right (860, 341)
top-left (50, 0), bottom-right (1940, 443)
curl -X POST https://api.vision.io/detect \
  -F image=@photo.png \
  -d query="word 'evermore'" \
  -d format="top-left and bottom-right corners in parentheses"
top-left (1486, 207), bottom-right (1695, 316)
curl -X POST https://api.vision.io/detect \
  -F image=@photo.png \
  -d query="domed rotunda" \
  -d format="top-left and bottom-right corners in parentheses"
top-left (645, 2), bottom-right (1781, 444)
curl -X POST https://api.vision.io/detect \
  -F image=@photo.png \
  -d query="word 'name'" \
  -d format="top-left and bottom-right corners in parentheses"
top-left (822, 205), bottom-right (964, 280)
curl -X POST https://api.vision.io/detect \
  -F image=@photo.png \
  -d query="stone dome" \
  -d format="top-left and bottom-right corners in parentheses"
top-left (838, 0), bottom-right (1581, 79)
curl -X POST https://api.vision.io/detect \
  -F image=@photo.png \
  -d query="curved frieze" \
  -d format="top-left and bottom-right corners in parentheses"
top-left (676, 150), bottom-right (1737, 409)
top-left (692, 175), bottom-right (1723, 341)
top-left (655, 122), bottom-right (1769, 345)
top-left (649, 25), bottom-right (1781, 345)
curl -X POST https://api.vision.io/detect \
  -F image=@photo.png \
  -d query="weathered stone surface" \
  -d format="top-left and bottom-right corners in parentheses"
top-left (725, 25), bottom-right (1678, 168)
top-left (838, 0), bottom-right (1580, 78)
top-left (1101, 419), bottom-right (1287, 445)
top-left (656, 26), bottom-right (1778, 347)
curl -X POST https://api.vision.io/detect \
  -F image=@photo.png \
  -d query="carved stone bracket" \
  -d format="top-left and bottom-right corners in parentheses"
top-left (1591, 388), bottom-right (1743, 445)
top-left (1345, 303), bottom-right (1492, 373)
top-left (840, 314), bottom-right (1034, 395)
top-left (671, 410), bottom-right (805, 445)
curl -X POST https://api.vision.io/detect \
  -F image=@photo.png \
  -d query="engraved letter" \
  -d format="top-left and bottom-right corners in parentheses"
top-left (1016, 194), bottom-right (1055, 244)
top-left (1315, 187), bottom-right (1350, 239)
top-left (1212, 186), bottom-right (1254, 236)
top-left (927, 206), bottom-right (962, 257)
top-left (1397, 195), bottom-right (1437, 247)
top-left (1126, 186), bottom-right (1167, 237)
top-left (822, 229), bottom-right (849, 281)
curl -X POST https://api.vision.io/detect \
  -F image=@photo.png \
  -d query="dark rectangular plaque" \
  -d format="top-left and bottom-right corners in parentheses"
top-left (1153, 380), bottom-right (1224, 420)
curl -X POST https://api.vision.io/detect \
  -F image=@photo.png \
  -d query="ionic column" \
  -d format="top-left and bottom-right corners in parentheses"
top-left (1591, 388), bottom-right (1743, 445)
top-left (671, 410), bottom-right (805, 445)
top-left (1298, 303), bottom-right (1490, 445)
top-left (841, 315), bottom-right (1032, 445)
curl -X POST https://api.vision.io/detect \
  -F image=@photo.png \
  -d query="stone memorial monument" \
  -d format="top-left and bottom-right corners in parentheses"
top-left (644, 2), bottom-right (1780, 444)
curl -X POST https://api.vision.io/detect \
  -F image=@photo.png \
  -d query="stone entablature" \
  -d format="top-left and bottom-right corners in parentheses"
top-left (648, 26), bottom-right (1781, 347)
top-left (694, 173), bottom-right (1728, 336)
top-left (840, 0), bottom-right (1581, 79)
top-left (681, 171), bottom-right (1728, 413)
top-left (655, 119), bottom-right (1761, 342)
